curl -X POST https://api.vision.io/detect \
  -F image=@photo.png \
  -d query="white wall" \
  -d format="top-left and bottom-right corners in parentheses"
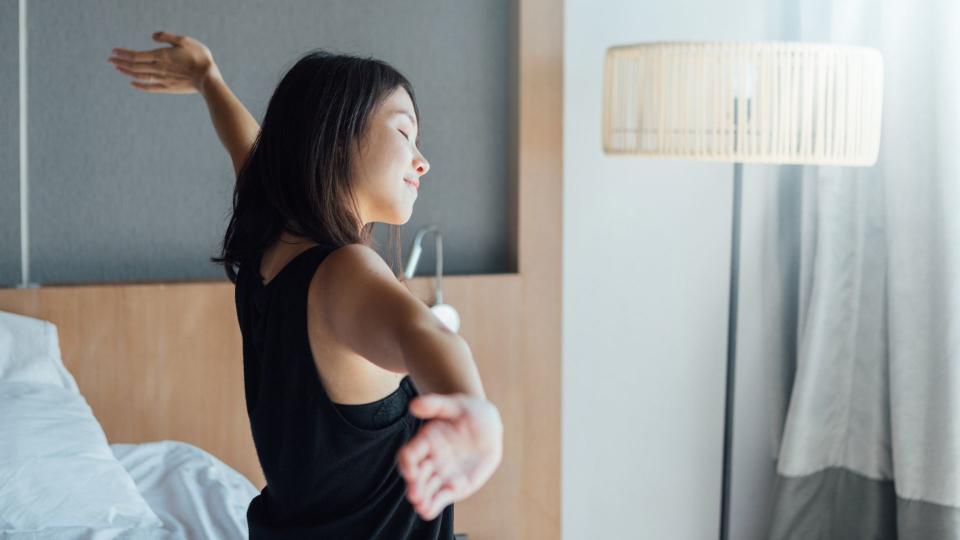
top-left (562, 1), bottom-right (786, 538)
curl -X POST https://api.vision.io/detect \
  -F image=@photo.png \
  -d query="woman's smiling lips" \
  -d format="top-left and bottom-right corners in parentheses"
top-left (404, 177), bottom-right (420, 190)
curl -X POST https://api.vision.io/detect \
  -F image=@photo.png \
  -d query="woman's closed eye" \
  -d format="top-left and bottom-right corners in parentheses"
top-left (398, 129), bottom-right (410, 141)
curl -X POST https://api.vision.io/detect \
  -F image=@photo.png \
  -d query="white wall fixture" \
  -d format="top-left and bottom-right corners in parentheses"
top-left (403, 225), bottom-right (461, 333)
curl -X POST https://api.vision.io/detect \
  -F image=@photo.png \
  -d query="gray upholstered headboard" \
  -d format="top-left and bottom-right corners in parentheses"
top-left (1, 0), bottom-right (516, 287)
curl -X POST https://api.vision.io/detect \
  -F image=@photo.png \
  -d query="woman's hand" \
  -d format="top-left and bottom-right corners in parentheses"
top-left (397, 393), bottom-right (504, 521)
top-left (110, 31), bottom-right (259, 174)
top-left (108, 31), bottom-right (222, 94)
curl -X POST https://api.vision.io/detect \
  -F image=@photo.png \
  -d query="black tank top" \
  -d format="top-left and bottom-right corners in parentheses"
top-left (234, 243), bottom-right (455, 539)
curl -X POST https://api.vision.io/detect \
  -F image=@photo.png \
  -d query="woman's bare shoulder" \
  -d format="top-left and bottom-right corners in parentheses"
top-left (322, 243), bottom-right (388, 270)
top-left (311, 243), bottom-right (423, 373)
top-left (314, 243), bottom-right (399, 290)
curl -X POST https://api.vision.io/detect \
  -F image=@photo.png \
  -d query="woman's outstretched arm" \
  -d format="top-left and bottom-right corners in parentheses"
top-left (109, 31), bottom-right (259, 175)
top-left (319, 244), bottom-right (503, 521)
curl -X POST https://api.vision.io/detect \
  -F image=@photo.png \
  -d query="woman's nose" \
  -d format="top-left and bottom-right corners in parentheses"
top-left (414, 155), bottom-right (430, 176)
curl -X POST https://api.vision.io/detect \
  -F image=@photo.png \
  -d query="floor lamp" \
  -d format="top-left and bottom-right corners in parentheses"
top-left (601, 42), bottom-right (884, 540)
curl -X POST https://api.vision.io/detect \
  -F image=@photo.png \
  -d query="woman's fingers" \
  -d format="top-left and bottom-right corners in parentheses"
top-left (422, 487), bottom-right (456, 521)
top-left (113, 64), bottom-right (165, 82)
top-left (117, 68), bottom-right (180, 84)
top-left (151, 31), bottom-right (183, 46)
top-left (110, 47), bottom-right (158, 63)
top-left (415, 473), bottom-right (444, 517)
top-left (397, 432), bottom-right (431, 477)
top-left (417, 468), bottom-right (443, 507)
top-left (109, 57), bottom-right (160, 75)
top-left (113, 63), bottom-right (189, 82)
top-left (399, 421), bottom-right (454, 488)
top-left (409, 394), bottom-right (466, 421)
top-left (400, 425), bottom-right (464, 519)
top-left (112, 60), bottom-right (194, 94)
top-left (409, 457), bottom-right (466, 520)
top-left (129, 80), bottom-right (170, 93)
top-left (407, 457), bottom-right (435, 503)
top-left (129, 78), bottom-right (195, 95)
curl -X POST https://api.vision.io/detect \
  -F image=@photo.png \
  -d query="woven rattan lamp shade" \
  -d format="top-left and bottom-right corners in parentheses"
top-left (602, 42), bottom-right (885, 165)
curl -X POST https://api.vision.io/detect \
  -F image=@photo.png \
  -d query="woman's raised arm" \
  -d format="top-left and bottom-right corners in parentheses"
top-left (108, 31), bottom-right (259, 176)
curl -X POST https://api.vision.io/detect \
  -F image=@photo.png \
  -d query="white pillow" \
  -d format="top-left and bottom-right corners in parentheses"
top-left (0, 310), bottom-right (79, 392)
top-left (111, 440), bottom-right (259, 539)
top-left (0, 381), bottom-right (164, 531)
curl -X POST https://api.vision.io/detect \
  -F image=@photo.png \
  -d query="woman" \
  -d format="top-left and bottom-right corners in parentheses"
top-left (108, 31), bottom-right (502, 539)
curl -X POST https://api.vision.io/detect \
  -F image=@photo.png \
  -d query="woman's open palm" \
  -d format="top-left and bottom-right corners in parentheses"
top-left (108, 31), bottom-right (220, 94)
top-left (397, 393), bottom-right (503, 521)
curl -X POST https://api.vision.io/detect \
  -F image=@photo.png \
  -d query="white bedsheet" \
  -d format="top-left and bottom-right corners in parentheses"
top-left (0, 441), bottom-right (259, 540)
top-left (111, 441), bottom-right (259, 540)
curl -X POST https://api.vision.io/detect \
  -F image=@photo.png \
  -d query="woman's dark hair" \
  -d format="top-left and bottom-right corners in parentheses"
top-left (211, 49), bottom-right (420, 284)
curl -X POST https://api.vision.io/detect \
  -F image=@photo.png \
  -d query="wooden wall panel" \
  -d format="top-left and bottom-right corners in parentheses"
top-left (518, 0), bottom-right (563, 538)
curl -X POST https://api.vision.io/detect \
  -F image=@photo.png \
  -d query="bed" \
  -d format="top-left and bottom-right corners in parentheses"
top-left (0, 309), bottom-right (258, 538)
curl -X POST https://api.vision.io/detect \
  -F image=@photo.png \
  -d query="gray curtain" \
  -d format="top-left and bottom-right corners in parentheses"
top-left (766, 0), bottom-right (960, 538)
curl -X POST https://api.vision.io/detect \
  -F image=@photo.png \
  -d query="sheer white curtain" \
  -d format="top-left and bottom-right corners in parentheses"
top-left (763, 0), bottom-right (960, 537)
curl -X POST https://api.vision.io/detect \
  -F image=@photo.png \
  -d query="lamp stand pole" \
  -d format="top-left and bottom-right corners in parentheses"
top-left (719, 162), bottom-right (743, 540)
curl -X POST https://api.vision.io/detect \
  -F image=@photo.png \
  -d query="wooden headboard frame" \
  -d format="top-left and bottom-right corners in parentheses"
top-left (0, 1), bottom-right (560, 538)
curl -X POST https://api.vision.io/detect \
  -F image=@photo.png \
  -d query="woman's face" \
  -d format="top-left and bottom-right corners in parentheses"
top-left (351, 86), bottom-right (430, 226)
